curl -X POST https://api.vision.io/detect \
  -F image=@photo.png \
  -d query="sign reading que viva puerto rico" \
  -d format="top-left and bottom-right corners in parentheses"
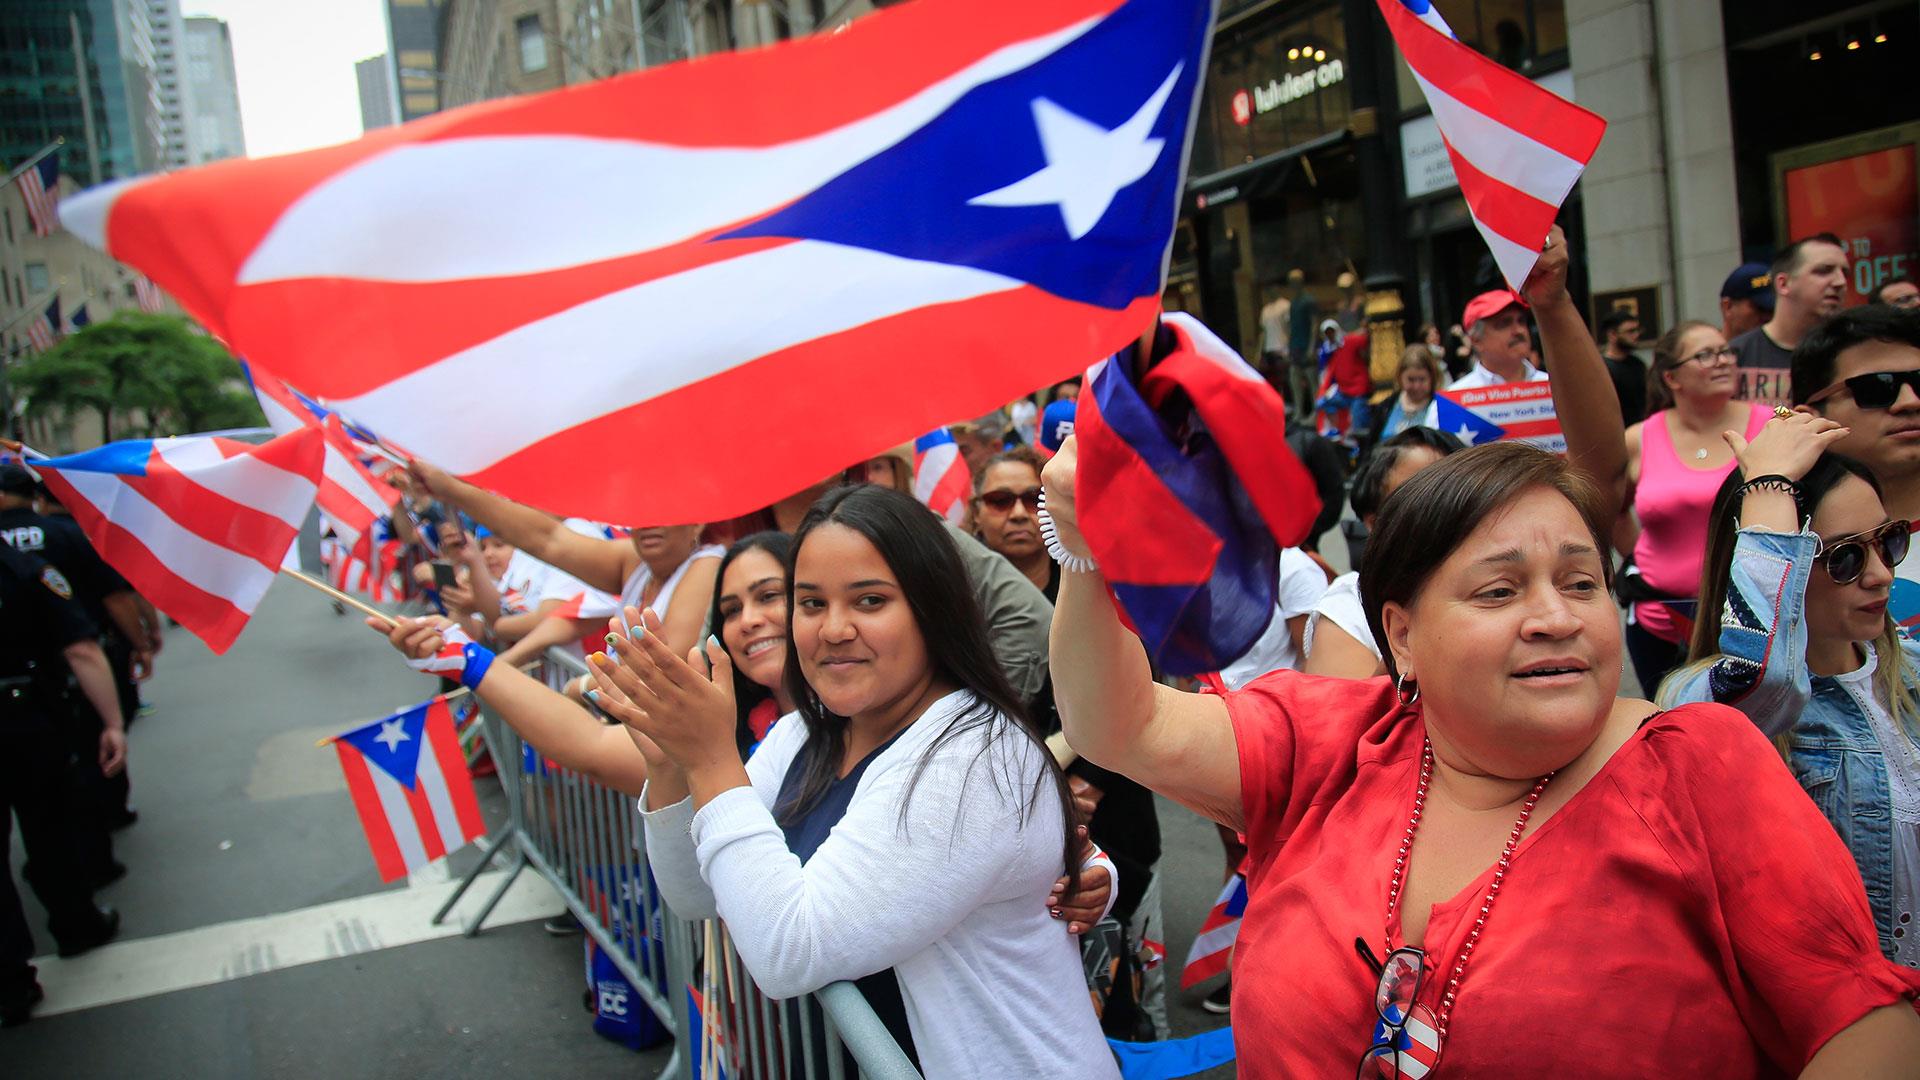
top-left (1436, 381), bottom-right (1565, 453)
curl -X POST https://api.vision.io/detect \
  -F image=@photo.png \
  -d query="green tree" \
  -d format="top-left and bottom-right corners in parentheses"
top-left (8, 312), bottom-right (265, 441)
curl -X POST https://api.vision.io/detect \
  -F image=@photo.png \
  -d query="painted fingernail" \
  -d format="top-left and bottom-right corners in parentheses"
top-left (632, 623), bottom-right (646, 640)
top-left (585, 690), bottom-right (600, 704)
top-left (590, 651), bottom-right (608, 665)
top-left (707, 634), bottom-right (721, 651)
top-left (1049, 908), bottom-right (1062, 919)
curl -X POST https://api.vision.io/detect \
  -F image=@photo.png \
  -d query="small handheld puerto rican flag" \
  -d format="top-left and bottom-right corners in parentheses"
top-left (912, 428), bottom-right (972, 524)
top-left (1075, 312), bottom-right (1321, 676)
top-left (330, 694), bottom-right (486, 883)
top-left (1179, 872), bottom-right (1246, 988)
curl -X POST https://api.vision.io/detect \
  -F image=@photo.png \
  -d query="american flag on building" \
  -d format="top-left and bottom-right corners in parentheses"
top-left (25, 297), bottom-right (59, 352)
top-left (133, 274), bottom-right (165, 314)
top-left (14, 149), bottom-right (59, 237)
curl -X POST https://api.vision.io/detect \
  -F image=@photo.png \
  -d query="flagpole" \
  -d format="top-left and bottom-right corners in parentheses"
top-left (281, 566), bottom-right (396, 624)
top-left (0, 291), bottom-right (59, 334)
top-left (3, 138), bottom-right (63, 188)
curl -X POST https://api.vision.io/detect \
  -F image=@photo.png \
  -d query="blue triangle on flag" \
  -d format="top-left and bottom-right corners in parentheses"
top-left (1432, 394), bottom-right (1506, 447)
top-left (336, 702), bottom-right (430, 789)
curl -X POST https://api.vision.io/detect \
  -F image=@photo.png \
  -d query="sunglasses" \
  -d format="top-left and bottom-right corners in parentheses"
top-left (1806, 369), bottom-right (1920, 409)
top-left (1816, 519), bottom-right (1911, 586)
top-left (1356, 942), bottom-right (1437, 1079)
top-left (975, 487), bottom-right (1042, 514)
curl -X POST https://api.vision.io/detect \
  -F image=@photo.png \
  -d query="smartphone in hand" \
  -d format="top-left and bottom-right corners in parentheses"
top-left (431, 561), bottom-right (458, 591)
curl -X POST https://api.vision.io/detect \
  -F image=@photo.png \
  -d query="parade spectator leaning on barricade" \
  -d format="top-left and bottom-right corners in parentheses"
top-left (1658, 411), bottom-right (1920, 965)
top-left (969, 446), bottom-right (1168, 1038)
top-left (404, 461), bottom-right (720, 676)
top-left (1789, 307), bottom-right (1920, 639)
top-left (592, 484), bottom-right (1118, 1079)
top-left (1730, 233), bottom-right (1849, 373)
top-left (1041, 425), bottom-right (1920, 1076)
top-left (1608, 321), bottom-right (1770, 695)
top-left (1303, 427), bottom-right (1466, 681)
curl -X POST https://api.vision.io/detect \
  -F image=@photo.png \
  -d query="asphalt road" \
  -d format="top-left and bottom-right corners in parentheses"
top-left (4, 575), bottom-right (1246, 1078)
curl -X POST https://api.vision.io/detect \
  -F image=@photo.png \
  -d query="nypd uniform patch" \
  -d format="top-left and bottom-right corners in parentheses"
top-left (40, 565), bottom-right (72, 600)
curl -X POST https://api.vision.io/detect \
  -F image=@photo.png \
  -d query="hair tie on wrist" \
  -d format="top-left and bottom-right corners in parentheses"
top-left (1736, 474), bottom-right (1802, 505)
top-left (1037, 489), bottom-right (1098, 574)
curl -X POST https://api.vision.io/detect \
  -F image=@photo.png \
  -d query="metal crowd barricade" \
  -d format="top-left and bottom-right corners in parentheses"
top-left (433, 645), bottom-right (922, 1080)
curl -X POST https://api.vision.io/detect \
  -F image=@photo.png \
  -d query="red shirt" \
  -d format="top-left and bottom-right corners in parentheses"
top-left (1224, 672), bottom-right (1920, 1078)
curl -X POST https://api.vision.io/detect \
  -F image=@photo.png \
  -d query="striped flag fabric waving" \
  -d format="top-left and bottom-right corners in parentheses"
top-left (331, 694), bottom-right (486, 883)
top-left (24, 297), bottom-right (58, 352)
top-left (1180, 872), bottom-right (1246, 988)
top-left (1379, 0), bottom-right (1606, 289)
top-left (132, 274), bottom-right (166, 313)
top-left (58, 0), bottom-right (1216, 526)
top-left (15, 149), bottom-right (59, 237)
top-left (912, 428), bottom-right (972, 524)
top-left (246, 362), bottom-right (400, 547)
top-left (29, 428), bottom-right (324, 652)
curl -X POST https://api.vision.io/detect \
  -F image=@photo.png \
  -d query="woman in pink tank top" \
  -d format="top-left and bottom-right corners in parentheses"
top-left (1618, 321), bottom-right (1770, 696)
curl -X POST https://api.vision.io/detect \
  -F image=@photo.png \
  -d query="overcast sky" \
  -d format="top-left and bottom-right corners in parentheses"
top-left (185, 0), bottom-right (389, 158)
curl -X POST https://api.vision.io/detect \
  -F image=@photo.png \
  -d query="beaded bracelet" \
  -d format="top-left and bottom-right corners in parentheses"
top-left (1037, 489), bottom-right (1099, 574)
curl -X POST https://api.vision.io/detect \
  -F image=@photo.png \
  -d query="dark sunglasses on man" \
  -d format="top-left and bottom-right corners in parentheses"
top-left (1805, 368), bottom-right (1920, 410)
top-left (1816, 518), bottom-right (1912, 586)
top-left (976, 487), bottom-right (1042, 514)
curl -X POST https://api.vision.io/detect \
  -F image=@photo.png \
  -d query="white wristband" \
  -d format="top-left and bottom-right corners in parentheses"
top-left (1037, 489), bottom-right (1098, 574)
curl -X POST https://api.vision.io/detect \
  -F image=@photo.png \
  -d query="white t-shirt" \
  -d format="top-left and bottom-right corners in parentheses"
top-left (1447, 359), bottom-right (1549, 390)
top-left (640, 691), bottom-right (1119, 1079)
top-left (1303, 571), bottom-right (1378, 663)
top-left (1215, 548), bottom-right (1331, 690)
top-left (1010, 399), bottom-right (1038, 447)
top-left (1835, 651), bottom-right (1920, 968)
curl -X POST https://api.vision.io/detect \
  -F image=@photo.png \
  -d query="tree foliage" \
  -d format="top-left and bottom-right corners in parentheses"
top-left (8, 312), bottom-right (265, 440)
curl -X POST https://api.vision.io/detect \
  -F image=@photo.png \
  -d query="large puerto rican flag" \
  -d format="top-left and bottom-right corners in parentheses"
top-left (29, 429), bottom-right (324, 652)
top-left (57, 0), bottom-right (1216, 526)
top-left (1380, 0), bottom-right (1605, 289)
top-left (331, 694), bottom-right (486, 883)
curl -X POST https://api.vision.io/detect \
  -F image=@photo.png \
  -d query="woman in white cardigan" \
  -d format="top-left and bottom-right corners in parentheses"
top-left (587, 484), bottom-right (1118, 1079)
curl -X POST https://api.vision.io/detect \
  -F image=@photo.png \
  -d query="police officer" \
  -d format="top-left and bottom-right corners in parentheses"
top-left (0, 464), bottom-right (152, 885)
top-left (0, 542), bottom-right (125, 1026)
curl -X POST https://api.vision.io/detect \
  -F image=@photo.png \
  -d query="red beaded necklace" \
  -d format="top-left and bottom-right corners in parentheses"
top-left (1384, 735), bottom-right (1555, 1041)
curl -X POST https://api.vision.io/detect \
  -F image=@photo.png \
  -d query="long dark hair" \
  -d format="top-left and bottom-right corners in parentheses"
top-left (708, 531), bottom-right (795, 760)
top-left (775, 485), bottom-right (1081, 896)
top-left (1672, 454), bottom-right (1920, 748)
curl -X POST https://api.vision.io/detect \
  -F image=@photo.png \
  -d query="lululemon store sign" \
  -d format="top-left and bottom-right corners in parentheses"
top-left (1245, 59), bottom-right (1345, 117)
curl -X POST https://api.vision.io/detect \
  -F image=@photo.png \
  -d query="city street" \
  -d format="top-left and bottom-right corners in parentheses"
top-left (6, 577), bottom-right (1239, 1077)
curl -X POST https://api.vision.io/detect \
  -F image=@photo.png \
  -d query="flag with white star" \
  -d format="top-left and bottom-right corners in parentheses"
top-left (332, 694), bottom-right (486, 882)
top-left (57, 0), bottom-right (1216, 525)
top-left (1434, 382), bottom-right (1565, 452)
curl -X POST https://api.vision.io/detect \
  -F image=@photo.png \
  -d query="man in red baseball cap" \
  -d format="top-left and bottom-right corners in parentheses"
top-left (1447, 288), bottom-right (1547, 390)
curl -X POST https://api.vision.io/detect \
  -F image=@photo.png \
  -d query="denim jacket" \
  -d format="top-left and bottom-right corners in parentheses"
top-left (1661, 528), bottom-right (1920, 959)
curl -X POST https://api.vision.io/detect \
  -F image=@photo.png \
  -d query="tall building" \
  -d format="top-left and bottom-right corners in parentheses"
top-left (385, 0), bottom-right (445, 122)
top-left (148, 0), bottom-right (192, 169)
top-left (182, 16), bottom-right (244, 163)
top-left (356, 54), bottom-right (396, 132)
top-left (0, 0), bottom-right (166, 186)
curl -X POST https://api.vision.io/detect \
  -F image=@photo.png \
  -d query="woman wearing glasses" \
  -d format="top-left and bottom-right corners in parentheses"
top-left (1614, 321), bottom-right (1772, 695)
top-left (970, 449), bottom-right (1052, 595)
top-left (1662, 412), bottom-right (1920, 965)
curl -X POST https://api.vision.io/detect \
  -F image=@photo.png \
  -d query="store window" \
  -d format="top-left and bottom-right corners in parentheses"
top-left (1204, 4), bottom-right (1352, 170)
top-left (517, 14), bottom-right (548, 73)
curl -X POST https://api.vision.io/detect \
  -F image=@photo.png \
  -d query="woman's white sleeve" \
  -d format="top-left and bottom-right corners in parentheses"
top-left (691, 740), bottom-right (1042, 999)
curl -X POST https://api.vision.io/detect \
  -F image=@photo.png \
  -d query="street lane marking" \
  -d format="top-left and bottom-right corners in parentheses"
top-left (29, 869), bottom-right (563, 1017)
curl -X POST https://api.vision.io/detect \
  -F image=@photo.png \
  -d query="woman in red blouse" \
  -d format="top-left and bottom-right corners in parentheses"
top-left (1043, 434), bottom-right (1920, 1077)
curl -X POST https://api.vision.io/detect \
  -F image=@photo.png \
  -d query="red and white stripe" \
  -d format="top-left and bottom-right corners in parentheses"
top-left (251, 369), bottom-right (399, 546)
top-left (133, 275), bottom-right (165, 313)
top-left (25, 308), bottom-right (55, 351)
top-left (547, 588), bottom-right (623, 621)
top-left (36, 430), bottom-right (323, 653)
top-left (333, 697), bottom-right (486, 883)
top-left (1441, 382), bottom-right (1565, 452)
top-left (914, 440), bottom-right (972, 524)
top-left (58, 0), bottom-right (1162, 525)
top-left (1378, 0), bottom-right (1605, 289)
top-left (17, 164), bottom-right (57, 237)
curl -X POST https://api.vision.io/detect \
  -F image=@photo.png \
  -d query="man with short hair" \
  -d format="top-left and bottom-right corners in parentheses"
top-left (1446, 289), bottom-right (1548, 389)
top-left (1730, 233), bottom-right (1849, 372)
top-left (1874, 276), bottom-right (1920, 310)
top-left (951, 410), bottom-right (1014, 474)
top-left (1793, 306), bottom-right (1920, 638)
top-left (1719, 261), bottom-right (1775, 340)
top-left (1598, 309), bottom-right (1647, 426)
